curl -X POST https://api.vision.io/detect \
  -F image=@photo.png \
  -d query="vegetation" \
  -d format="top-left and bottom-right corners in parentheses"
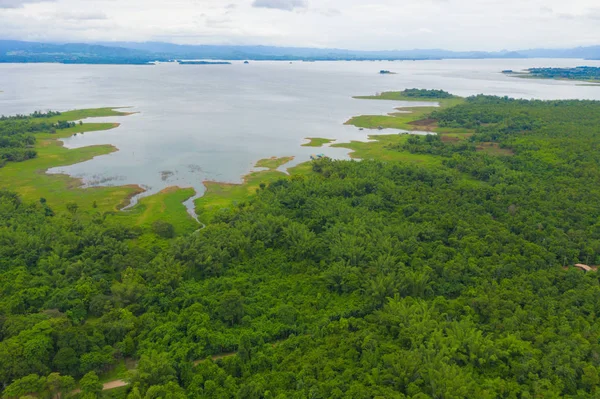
top-left (505, 66), bottom-right (600, 82)
top-left (347, 92), bottom-right (466, 134)
top-left (354, 89), bottom-right (458, 101)
top-left (0, 108), bottom-right (197, 236)
top-left (3, 93), bottom-right (600, 398)
top-left (302, 138), bottom-right (335, 147)
top-left (0, 110), bottom-right (79, 168)
top-left (195, 157), bottom-right (297, 224)
top-left (254, 156), bottom-right (294, 170)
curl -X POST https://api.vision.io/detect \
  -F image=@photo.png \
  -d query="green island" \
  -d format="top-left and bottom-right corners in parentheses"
top-left (503, 66), bottom-right (600, 83)
top-left (3, 89), bottom-right (600, 398)
top-left (302, 137), bottom-right (335, 147)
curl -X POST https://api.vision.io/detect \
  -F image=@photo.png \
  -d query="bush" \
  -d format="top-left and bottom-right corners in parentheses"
top-left (152, 220), bottom-right (175, 238)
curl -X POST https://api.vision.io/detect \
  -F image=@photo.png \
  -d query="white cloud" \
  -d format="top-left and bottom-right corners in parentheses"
top-left (0, 0), bottom-right (599, 50)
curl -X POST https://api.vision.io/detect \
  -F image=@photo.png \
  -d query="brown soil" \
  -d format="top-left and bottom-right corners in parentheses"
top-left (476, 142), bottom-right (514, 156)
top-left (116, 185), bottom-right (146, 210)
top-left (159, 186), bottom-right (183, 194)
top-left (104, 380), bottom-right (128, 390)
top-left (408, 118), bottom-right (438, 127)
top-left (440, 135), bottom-right (461, 143)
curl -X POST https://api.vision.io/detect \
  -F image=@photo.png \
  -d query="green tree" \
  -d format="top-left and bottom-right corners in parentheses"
top-left (218, 290), bottom-right (245, 326)
top-left (45, 373), bottom-right (75, 399)
top-left (2, 374), bottom-right (45, 399)
top-left (152, 221), bottom-right (175, 238)
top-left (128, 352), bottom-right (177, 391)
top-left (79, 371), bottom-right (103, 397)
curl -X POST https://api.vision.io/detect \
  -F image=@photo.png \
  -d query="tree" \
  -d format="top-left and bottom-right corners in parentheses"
top-left (218, 290), bottom-right (245, 326)
top-left (53, 347), bottom-right (79, 376)
top-left (2, 374), bottom-right (45, 399)
top-left (144, 382), bottom-right (186, 399)
top-left (66, 202), bottom-right (78, 214)
top-left (45, 373), bottom-right (75, 399)
top-left (152, 221), bottom-right (175, 239)
top-left (128, 351), bottom-right (177, 391)
top-left (80, 371), bottom-right (103, 397)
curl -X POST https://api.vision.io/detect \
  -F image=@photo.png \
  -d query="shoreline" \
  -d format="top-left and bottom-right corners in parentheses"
top-left (41, 117), bottom-right (150, 212)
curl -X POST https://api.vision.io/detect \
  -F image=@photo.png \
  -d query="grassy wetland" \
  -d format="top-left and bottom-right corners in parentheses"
top-left (0, 108), bottom-right (198, 234)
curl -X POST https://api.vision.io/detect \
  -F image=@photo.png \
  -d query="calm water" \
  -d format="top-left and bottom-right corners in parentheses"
top-left (1, 59), bottom-right (599, 206)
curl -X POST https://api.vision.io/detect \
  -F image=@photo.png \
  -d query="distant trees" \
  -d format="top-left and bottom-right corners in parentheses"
top-left (527, 66), bottom-right (600, 81)
top-left (401, 88), bottom-right (455, 98)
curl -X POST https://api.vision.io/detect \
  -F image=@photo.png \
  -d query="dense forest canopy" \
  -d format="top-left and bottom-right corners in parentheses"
top-left (1, 94), bottom-right (600, 398)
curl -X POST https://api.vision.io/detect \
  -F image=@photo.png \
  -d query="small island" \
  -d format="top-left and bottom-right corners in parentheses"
top-left (302, 138), bottom-right (335, 147)
top-left (503, 66), bottom-right (600, 83)
top-left (178, 61), bottom-right (232, 65)
top-left (354, 88), bottom-right (456, 101)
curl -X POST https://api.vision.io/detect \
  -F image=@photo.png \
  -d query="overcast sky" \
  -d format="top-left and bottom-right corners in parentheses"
top-left (0, 0), bottom-right (599, 50)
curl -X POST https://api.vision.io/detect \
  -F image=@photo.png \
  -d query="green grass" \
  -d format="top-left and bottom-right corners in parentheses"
top-left (195, 170), bottom-right (288, 223)
top-left (98, 360), bottom-right (129, 384)
top-left (332, 134), bottom-right (443, 166)
top-left (333, 92), bottom-right (477, 164)
top-left (116, 187), bottom-right (198, 235)
top-left (0, 122), bottom-right (143, 212)
top-left (50, 107), bottom-right (135, 122)
top-left (255, 156), bottom-right (294, 169)
top-left (0, 108), bottom-right (196, 235)
top-left (195, 157), bottom-right (314, 223)
top-left (302, 138), bottom-right (335, 147)
top-left (347, 94), bottom-right (466, 134)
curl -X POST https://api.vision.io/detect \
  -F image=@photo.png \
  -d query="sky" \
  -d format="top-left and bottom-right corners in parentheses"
top-left (0, 0), bottom-right (599, 50)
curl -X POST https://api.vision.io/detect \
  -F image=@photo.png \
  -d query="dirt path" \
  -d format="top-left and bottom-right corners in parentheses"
top-left (103, 380), bottom-right (128, 390)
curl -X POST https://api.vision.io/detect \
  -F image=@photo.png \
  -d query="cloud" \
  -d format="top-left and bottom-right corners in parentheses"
top-left (0, 0), bottom-right (53, 8)
top-left (316, 8), bottom-right (341, 17)
top-left (60, 11), bottom-right (107, 21)
top-left (252, 0), bottom-right (308, 12)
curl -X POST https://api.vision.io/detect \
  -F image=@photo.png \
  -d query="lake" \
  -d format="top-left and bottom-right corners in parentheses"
top-left (1, 59), bottom-right (600, 206)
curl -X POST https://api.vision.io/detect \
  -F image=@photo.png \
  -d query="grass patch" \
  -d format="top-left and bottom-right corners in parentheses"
top-left (195, 157), bottom-right (314, 223)
top-left (302, 138), bottom-right (335, 147)
top-left (0, 108), bottom-right (196, 234)
top-left (117, 187), bottom-right (198, 235)
top-left (332, 134), bottom-right (443, 166)
top-left (52, 107), bottom-right (135, 122)
top-left (255, 156), bottom-right (294, 170)
top-left (347, 94), bottom-right (467, 134)
top-left (0, 121), bottom-right (142, 212)
top-left (196, 170), bottom-right (287, 222)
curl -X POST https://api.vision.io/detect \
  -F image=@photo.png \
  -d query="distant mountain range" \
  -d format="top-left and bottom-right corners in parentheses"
top-left (1, 40), bottom-right (600, 64)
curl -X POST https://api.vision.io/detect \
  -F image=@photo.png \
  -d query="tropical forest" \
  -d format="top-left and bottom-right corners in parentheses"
top-left (1, 90), bottom-right (600, 399)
